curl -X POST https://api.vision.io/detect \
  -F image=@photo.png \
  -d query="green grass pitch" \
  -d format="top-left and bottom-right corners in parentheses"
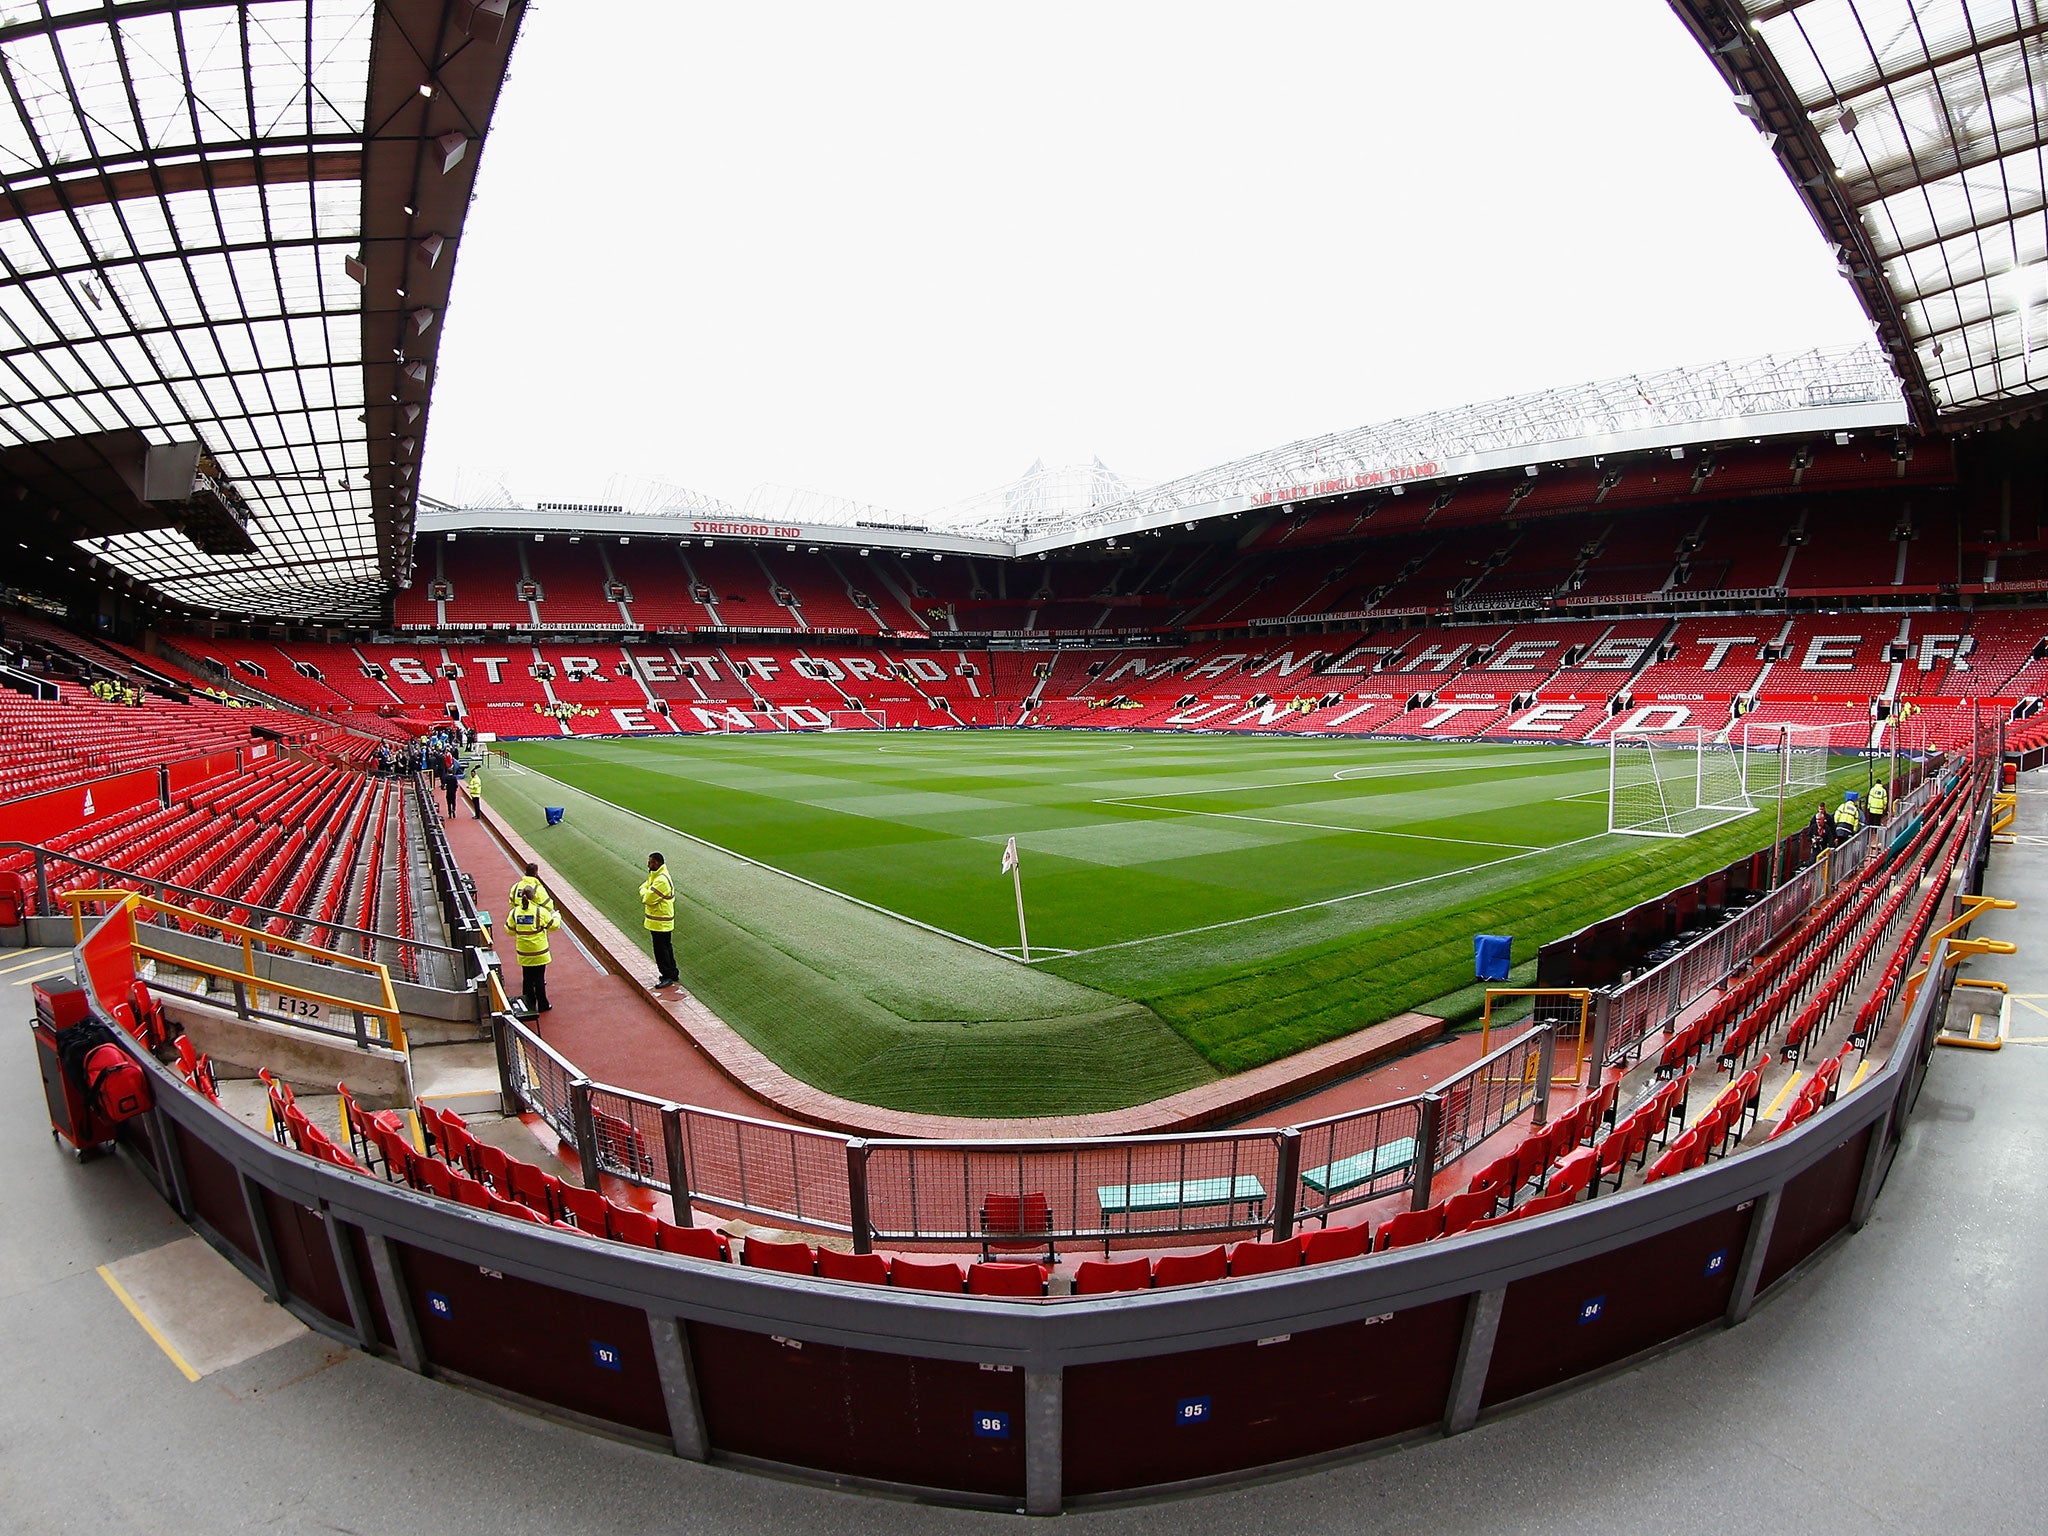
top-left (487, 731), bottom-right (1851, 1117)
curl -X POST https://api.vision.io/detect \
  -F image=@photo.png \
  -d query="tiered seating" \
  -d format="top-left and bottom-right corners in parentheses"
top-left (624, 547), bottom-right (720, 630)
top-left (531, 542), bottom-right (628, 629)
top-left (438, 538), bottom-right (533, 628)
top-left (1759, 616), bottom-right (1903, 699)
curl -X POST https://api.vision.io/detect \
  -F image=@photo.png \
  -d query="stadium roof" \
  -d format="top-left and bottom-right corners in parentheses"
top-left (0, 0), bottom-right (521, 621)
top-left (432, 346), bottom-right (1909, 557)
top-left (1671, 1), bottom-right (2048, 430)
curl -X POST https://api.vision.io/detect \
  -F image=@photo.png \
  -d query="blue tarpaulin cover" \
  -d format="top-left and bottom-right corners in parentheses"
top-left (544, 807), bottom-right (566, 827)
top-left (1474, 933), bottom-right (1512, 981)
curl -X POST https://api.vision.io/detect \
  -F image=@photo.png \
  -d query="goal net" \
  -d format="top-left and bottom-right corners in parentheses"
top-left (1609, 727), bottom-right (1752, 837)
top-left (827, 709), bottom-right (888, 731)
top-left (1735, 721), bottom-right (1835, 803)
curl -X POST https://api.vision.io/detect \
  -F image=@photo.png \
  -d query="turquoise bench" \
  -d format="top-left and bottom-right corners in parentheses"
top-left (1096, 1176), bottom-right (1266, 1240)
top-left (1299, 1137), bottom-right (1418, 1209)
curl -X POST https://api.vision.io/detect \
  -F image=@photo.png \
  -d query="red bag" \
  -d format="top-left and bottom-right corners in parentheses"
top-left (81, 1042), bottom-right (153, 1123)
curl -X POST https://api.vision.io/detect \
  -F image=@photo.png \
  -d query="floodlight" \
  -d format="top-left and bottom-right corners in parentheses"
top-left (437, 132), bottom-right (469, 173)
top-left (343, 254), bottom-right (366, 285)
top-left (410, 308), bottom-right (435, 334)
top-left (417, 234), bottom-right (446, 267)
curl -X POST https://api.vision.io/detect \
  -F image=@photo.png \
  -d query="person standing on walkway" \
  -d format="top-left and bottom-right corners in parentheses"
top-left (1809, 798), bottom-right (1834, 856)
top-left (510, 861), bottom-right (554, 920)
top-left (465, 769), bottom-right (483, 819)
top-left (641, 852), bottom-right (678, 989)
top-left (1834, 790), bottom-right (1863, 840)
top-left (1867, 777), bottom-right (1889, 826)
top-left (442, 759), bottom-right (459, 816)
top-left (506, 885), bottom-right (559, 1015)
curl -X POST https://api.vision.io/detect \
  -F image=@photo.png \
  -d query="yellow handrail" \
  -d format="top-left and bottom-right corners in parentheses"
top-left (61, 888), bottom-right (406, 1051)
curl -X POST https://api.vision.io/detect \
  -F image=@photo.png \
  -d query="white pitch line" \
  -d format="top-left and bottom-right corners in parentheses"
top-left (1099, 799), bottom-right (1538, 851)
top-left (1078, 755), bottom-right (1600, 808)
top-left (506, 763), bottom-right (1020, 963)
top-left (1040, 831), bottom-right (1615, 962)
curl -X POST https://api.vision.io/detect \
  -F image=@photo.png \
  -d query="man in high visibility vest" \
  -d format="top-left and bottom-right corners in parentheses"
top-left (1834, 790), bottom-right (1863, 839)
top-left (506, 886), bottom-right (560, 1015)
top-left (509, 861), bottom-right (554, 919)
top-left (641, 851), bottom-right (679, 990)
top-left (1866, 778), bottom-right (1889, 825)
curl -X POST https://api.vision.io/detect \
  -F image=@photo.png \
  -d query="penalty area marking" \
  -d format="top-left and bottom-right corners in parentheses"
top-left (1094, 797), bottom-right (1538, 852)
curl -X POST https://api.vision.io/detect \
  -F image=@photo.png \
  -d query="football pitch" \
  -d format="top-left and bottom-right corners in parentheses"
top-left (488, 731), bottom-right (1840, 1117)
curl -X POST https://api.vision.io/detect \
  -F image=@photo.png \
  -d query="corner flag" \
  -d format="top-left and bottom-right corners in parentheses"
top-left (1000, 837), bottom-right (1028, 960)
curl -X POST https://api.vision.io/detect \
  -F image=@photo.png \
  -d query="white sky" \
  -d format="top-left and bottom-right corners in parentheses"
top-left (422, 1), bottom-right (1878, 521)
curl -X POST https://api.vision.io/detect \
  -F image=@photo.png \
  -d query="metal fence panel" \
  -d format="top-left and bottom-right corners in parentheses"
top-left (1431, 1028), bottom-right (1545, 1168)
top-left (861, 1130), bottom-right (1284, 1250)
top-left (1287, 1096), bottom-right (1426, 1226)
top-left (584, 1084), bottom-right (672, 1192)
top-left (680, 1106), bottom-right (853, 1234)
top-left (503, 1015), bottom-right (580, 1149)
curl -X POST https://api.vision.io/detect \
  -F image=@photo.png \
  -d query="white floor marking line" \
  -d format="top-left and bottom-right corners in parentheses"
top-left (510, 764), bottom-right (1021, 964)
top-left (1097, 799), bottom-right (1538, 851)
top-left (1040, 831), bottom-right (1615, 962)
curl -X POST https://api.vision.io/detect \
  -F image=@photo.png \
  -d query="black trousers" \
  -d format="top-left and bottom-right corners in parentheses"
top-left (444, 781), bottom-right (457, 814)
top-left (521, 963), bottom-right (550, 1014)
top-left (650, 929), bottom-right (677, 984)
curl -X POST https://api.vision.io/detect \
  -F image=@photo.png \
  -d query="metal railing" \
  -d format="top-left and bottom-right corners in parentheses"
top-left (62, 888), bottom-right (405, 1049)
top-left (1596, 763), bottom-right (1947, 1069)
top-left (1289, 1094), bottom-right (1429, 1228)
top-left (5, 839), bottom-right (467, 964)
top-left (1429, 1026), bottom-right (1549, 1183)
top-left (679, 1105), bottom-right (854, 1235)
top-left (859, 1127), bottom-right (1288, 1253)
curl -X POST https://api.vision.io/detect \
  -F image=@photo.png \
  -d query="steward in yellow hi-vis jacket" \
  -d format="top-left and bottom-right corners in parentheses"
top-left (1834, 791), bottom-right (1863, 838)
top-left (507, 889), bottom-right (559, 1016)
top-left (641, 852), bottom-right (678, 990)
top-left (1867, 779), bottom-right (1889, 824)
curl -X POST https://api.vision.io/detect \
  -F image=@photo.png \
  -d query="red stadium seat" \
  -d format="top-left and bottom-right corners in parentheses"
top-left (1073, 1257), bottom-right (1152, 1293)
top-left (741, 1237), bottom-right (817, 1276)
top-left (816, 1247), bottom-right (890, 1284)
top-left (1300, 1223), bottom-right (1372, 1265)
top-left (1151, 1247), bottom-right (1228, 1288)
top-left (608, 1203), bottom-right (659, 1249)
top-left (891, 1257), bottom-right (966, 1293)
top-left (977, 1192), bottom-right (1055, 1261)
top-left (1226, 1238), bottom-right (1302, 1276)
top-left (554, 1182), bottom-right (610, 1235)
top-left (967, 1262), bottom-right (1047, 1297)
top-left (1376, 1207), bottom-right (1446, 1251)
top-left (1545, 1147), bottom-right (1599, 1200)
top-left (1439, 1188), bottom-right (1499, 1236)
top-left (656, 1220), bottom-right (729, 1262)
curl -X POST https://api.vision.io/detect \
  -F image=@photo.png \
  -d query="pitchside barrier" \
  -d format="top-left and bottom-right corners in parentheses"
top-left (63, 838), bottom-right (1977, 1511)
top-left (1595, 762), bottom-right (1949, 1071)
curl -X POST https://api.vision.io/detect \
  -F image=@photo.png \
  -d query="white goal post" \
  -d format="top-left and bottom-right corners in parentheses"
top-left (1735, 721), bottom-right (1834, 803)
top-left (1608, 727), bottom-right (1753, 838)
top-left (827, 709), bottom-right (889, 730)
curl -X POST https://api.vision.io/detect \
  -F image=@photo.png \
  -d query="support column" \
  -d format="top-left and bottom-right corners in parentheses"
top-left (1024, 1367), bottom-right (1063, 1517)
top-left (236, 1169), bottom-right (284, 1302)
top-left (647, 1313), bottom-right (709, 1461)
top-left (1444, 1287), bottom-right (1504, 1435)
top-left (1270, 1128), bottom-right (1301, 1242)
top-left (322, 1211), bottom-right (376, 1350)
top-left (1849, 1118), bottom-right (1893, 1230)
top-left (364, 1232), bottom-right (426, 1373)
top-left (1725, 1189), bottom-right (1781, 1326)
